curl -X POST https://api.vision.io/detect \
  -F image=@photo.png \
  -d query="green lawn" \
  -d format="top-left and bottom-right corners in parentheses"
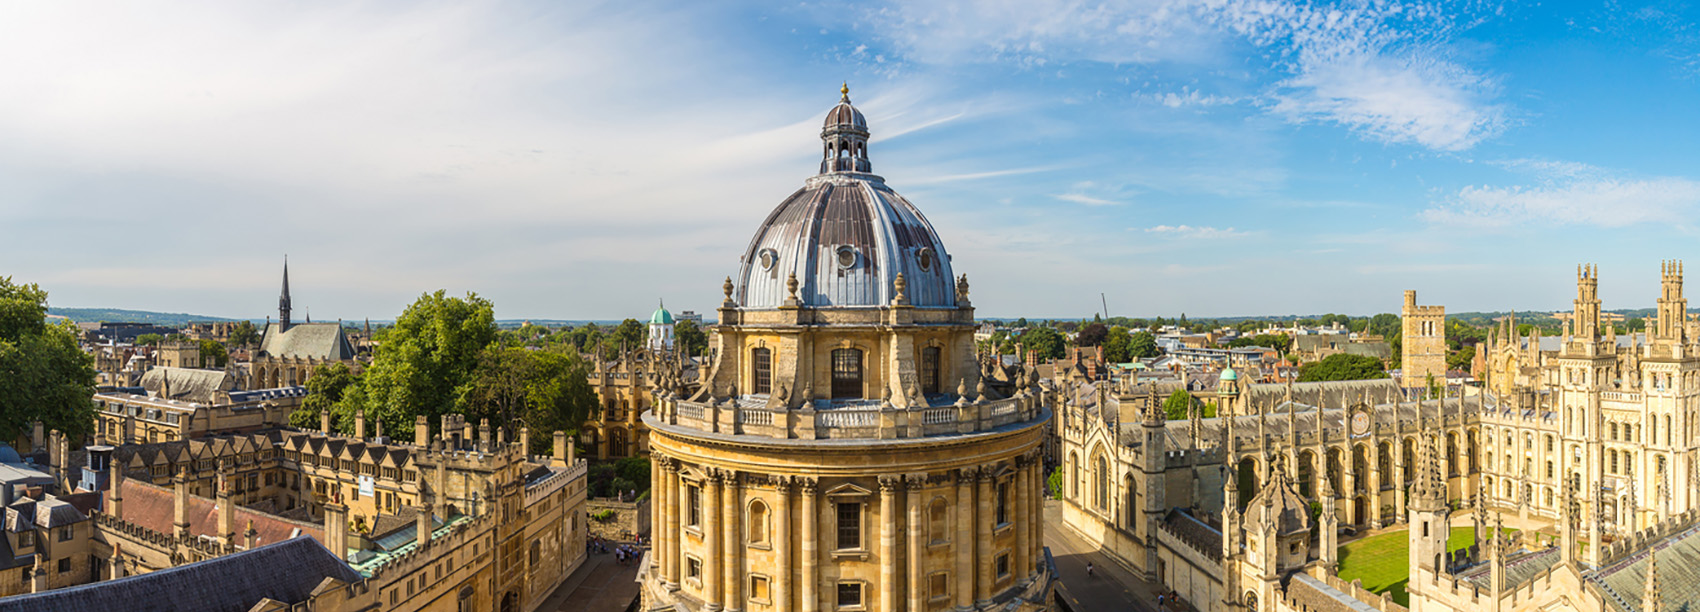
top-left (1335, 527), bottom-right (1501, 606)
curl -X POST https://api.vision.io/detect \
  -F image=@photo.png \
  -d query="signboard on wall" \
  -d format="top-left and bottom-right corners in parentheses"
top-left (358, 475), bottom-right (374, 498)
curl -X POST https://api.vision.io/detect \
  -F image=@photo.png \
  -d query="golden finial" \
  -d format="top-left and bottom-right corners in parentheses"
top-left (841, 82), bottom-right (849, 98)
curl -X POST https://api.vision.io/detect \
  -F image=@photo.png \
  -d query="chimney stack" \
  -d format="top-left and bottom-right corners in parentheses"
top-left (323, 492), bottom-right (348, 561)
top-left (553, 431), bottom-right (568, 466)
top-left (416, 416), bottom-right (430, 446)
top-left (244, 520), bottom-right (258, 550)
top-left (173, 466), bottom-right (191, 539)
top-left (354, 410), bottom-right (366, 440)
top-left (217, 463), bottom-right (236, 547)
top-left (320, 409), bottom-right (331, 435)
top-left (108, 458), bottom-right (125, 517)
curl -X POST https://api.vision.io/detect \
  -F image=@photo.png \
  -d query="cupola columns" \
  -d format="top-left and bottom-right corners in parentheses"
top-left (820, 83), bottom-right (872, 174)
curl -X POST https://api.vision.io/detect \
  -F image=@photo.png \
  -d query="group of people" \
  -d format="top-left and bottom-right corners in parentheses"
top-left (586, 534), bottom-right (646, 566)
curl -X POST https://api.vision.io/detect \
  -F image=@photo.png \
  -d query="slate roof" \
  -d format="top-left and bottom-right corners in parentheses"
top-left (1458, 546), bottom-right (1562, 590)
top-left (258, 322), bottom-right (355, 361)
top-left (1287, 573), bottom-right (1379, 612)
top-left (0, 535), bottom-right (360, 612)
top-left (116, 478), bottom-right (323, 548)
top-left (141, 367), bottom-right (236, 404)
top-left (1590, 522), bottom-right (1700, 612)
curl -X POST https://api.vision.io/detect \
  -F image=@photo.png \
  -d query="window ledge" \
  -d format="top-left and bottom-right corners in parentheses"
top-left (994, 522), bottom-right (1014, 536)
top-left (748, 543), bottom-right (773, 551)
top-left (831, 548), bottom-right (870, 561)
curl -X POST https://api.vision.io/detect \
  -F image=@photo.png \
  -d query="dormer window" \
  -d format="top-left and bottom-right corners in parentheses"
top-left (917, 247), bottom-right (934, 271)
top-left (836, 246), bottom-right (857, 269)
top-left (758, 249), bottom-right (777, 271)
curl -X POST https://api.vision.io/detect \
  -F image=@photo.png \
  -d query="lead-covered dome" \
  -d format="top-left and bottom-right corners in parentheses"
top-left (735, 86), bottom-right (956, 309)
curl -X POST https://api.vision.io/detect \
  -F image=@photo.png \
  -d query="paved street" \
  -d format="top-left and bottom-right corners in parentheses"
top-left (535, 547), bottom-right (643, 612)
top-left (1043, 499), bottom-right (1175, 612)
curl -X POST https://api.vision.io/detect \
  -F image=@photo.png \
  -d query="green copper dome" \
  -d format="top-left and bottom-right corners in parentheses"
top-left (1219, 367), bottom-right (1238, 382)
top-left (650, 302), bottom-right (674, 325)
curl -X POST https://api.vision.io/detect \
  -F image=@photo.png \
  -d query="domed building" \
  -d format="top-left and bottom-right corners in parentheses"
top-left (642, 86), bottom-right (1055, 612)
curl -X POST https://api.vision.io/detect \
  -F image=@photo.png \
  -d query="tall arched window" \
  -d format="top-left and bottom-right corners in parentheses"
top-left (1068, 452), bottom-right (1079, 498)
top-left (831, 348), bottom-right (863, 399)
top-left (751, 348), bottom-right (772, 395)
top-left (921, 347), bottom-right (941, 395)
top-left (1094, 455), bottom-right (1108, 511)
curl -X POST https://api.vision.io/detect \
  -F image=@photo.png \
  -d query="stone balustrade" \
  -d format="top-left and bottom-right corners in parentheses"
top-left (656, 390), bottom-right (1042, 440)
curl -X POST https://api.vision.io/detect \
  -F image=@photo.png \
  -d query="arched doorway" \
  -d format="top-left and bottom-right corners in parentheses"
top-left (500, 591), bottom-right (518, 612)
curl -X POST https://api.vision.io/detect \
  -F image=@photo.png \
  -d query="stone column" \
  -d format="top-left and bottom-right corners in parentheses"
top-left (976, 466), bottom-right (995, 607)
top-left (1029, 452), bottom-right (1042, 574)
top-left (664, 458), bottom-right (681, 589)
top-left (880, 476), bottom-right (901, 612)
top-left (801, 478), bottom-right (819, 612)
top-left (776, 477), bottom-right (793, 612)
top-left (1015, 460), bottom-right (1031, 581)
top-left (725, 471), bottom-right (743, 612)
top-left (706, 470), bottom-right (724, 612)
top-left (907, 475), bottom-right (926, 612)
top-left (954, 468), bottom-right (975, 612)
top-left (653, 454), bottom-right (668, 582)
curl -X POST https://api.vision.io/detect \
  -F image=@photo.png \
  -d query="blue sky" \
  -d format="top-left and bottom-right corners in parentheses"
top-left (4, 1), bottom-right (1700, 320)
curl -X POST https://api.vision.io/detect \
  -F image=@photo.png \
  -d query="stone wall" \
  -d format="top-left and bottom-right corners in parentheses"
top-left (586, 496), bottom-right (650, 542)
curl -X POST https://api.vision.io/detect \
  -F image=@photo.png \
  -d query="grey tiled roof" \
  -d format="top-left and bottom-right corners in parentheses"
top-left (0, 535), bottom-right (360, 612)
top-left (258, 322), bottom-right (355, 361)
top-left (1591, 523), bottom-right (1700, 612)
top-left (141, 366), bottom-right (236, 404)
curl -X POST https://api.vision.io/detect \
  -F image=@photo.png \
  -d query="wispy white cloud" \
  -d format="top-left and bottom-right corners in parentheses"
top-left (850, 0), bottom-right (1506, 151)
top-left (1055, 192), bottom-right (1121, 206)
top-left (1143, 225), bottom-right (1253, 239)
top-left (1423, 160), bottom-right (1700, 228)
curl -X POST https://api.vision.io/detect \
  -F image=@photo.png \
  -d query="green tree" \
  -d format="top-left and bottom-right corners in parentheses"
top-left (134, 333), bottom-right (163, 346)
top-left (1447, 345), bottom-right (1476, 372)
top-left (1102, 327), bottom-right (1132, 363)
top-left (1364, 313), bottom-right (1400, 339)
top-left (675, 320), bottom-right (709, 357)
top-left (228, 320), bottom-right (260, 346)
top-left (1012, 318), bottom-right (1028, 328)
top-left (1297, 354), bottom-right (1389, 382)
top-left (1018, 326), bottom-right (1066, 359)
top-left (198, 340), bottom-right (229, 368)
top-left (602, 318), bottom-right (645, 354)
top-left (0, 277), bottom-right (97, 442)
top-left (1163, 389), bottom-right (1194, 420)
top-left (1076, 323), bottom-right (1108, 347)
top-left (292, 363), bottom-right (359, 429)
top-left (1127, 331), bottom-right (1161, 359)
top-left (464, 347), bottom-right (599, 454)
top-left (336, 290), bottom-right (498, 437)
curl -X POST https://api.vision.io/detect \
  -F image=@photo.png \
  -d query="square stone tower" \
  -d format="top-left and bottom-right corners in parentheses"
top-left (1402, 290), bottom-right (1447, 391)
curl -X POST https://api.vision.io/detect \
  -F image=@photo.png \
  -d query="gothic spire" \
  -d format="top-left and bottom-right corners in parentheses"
top-left (279, 256), bottom-right (293, 332)
top-left (1411, 435), bottom-right (1448, 511)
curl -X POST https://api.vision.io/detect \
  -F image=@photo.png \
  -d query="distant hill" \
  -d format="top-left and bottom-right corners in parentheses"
top-left (48, 308), bottom-right (241, 325)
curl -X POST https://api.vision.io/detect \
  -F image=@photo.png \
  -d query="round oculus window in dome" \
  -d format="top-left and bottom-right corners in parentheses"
top-left (917, 247), bottom-right (934, 271)
top-left (836, 245), bottom-right (858, 269)
top-left (758, 248), bottom-right (777, 271)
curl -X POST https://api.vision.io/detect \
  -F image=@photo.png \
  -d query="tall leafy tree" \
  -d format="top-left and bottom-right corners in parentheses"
top-left (1296, 354), bottom-right (1389, 382)
top-left (1162, 389), bottom-right (1194, 420)
top-left (198, 340), bottom-right (229, 367)
top-left (0, 277), bottom-right (97, 442)
top-left (293, 363), bottom-right (358, 429)
top-left (1019, 326), bottom-right (1066, 359)
top-left (1127, 331), bottom-right (1161, 359)
top-left (465, 347), bottom-right (598, 455)
top-left (1075, 323), bottom-right (1108, 347)
top-left (1102, 326), bottom-right (1132, 363)
top-left (228, 320), bottom-right (260, 347)
top-left (602, 318), bottom-right (645, 354)
top-left (336, 290), bottom-right (498, 437)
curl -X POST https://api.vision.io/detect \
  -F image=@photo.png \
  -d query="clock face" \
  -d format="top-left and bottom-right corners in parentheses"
top-left (1351, 412), bottom-right (1371, 436)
